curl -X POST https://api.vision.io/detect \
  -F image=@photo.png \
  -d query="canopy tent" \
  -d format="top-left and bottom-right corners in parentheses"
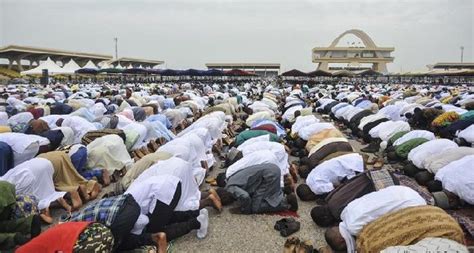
top-left (98, 68), bottom-right (123, 74)
top-left (225, 69), bottom-right (255, 76)
top-left (307, 69), bottom-right (332, 77)
top-left (75, 68), bottom-right (98, 75)
top-left (82, 60), bottom-right (98, 70)
top-left (281, 69), bottom-right (308, 77)
top-left (21, 58), bottom-right (67, 75)
top-left (122, 68), bottom-right (149, 74)
top-left (331, 69), bottom-right (355, 77)
top-left (62, 59), bottom-right (81, 74)
top-left (353, 69), bottom-right (382, 76)
top-left (99, 61), bottom-right (113, 69)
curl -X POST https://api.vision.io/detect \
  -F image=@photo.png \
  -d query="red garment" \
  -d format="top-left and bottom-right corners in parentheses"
top-left (26, 108), bottom-right (44, 120)
top-left (17, 221), bottom-right (91, 253)
top-left (251, 124), bottom-right (277, 134)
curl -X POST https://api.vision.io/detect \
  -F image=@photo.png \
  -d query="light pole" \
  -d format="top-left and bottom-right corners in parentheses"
top-left (460, 46), bottom-right (464, 63)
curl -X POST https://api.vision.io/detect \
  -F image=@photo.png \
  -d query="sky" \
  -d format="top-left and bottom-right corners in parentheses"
top-left (0, 0), bottom-right (473, 72)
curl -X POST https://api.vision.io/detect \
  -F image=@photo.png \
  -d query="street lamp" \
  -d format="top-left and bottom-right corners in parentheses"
top-left (460, 46), bottom-right (464, 63)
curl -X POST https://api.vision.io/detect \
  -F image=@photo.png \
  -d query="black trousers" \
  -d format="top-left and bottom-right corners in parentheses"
top-left (112, 194), bottom-right (142, 251)
top-left (146, 182), bottom-right (200, 241)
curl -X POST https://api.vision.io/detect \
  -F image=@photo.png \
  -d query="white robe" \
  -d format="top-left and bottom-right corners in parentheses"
top-left (306, 153), bottom-right (364, 195)
top-left (424, 147), bottom-right (474, 174)
top-left (291, 115), bottom-right (319, 135)
top-left (61, 115), bottom-right (97, 144)
top-left (407, 139), bottom-right (458, 169)
top-left (1, 158), bottom-right (66, 210)
top-left (126, 175), bottom-right (181, 235)
top-left (298, 123), bottom-right (335, 141)
top-left (393, 130), bottom-right (435, 146)
top-left (226, 150), bottom-right (285, 185)
top-left (435, 155), bottom-right (474, 205)
top-left (238, 141), bottom-right (289, 185)
top-left (134, 157), bottom-right (200, 211)
top-left (86, 134), bottom-right (133, 173)
top-left (0, 133), bottom-right (49, 166)
top-left (339, 186), bottom-right (426, 253)
top-left (457, 125), bottom-right (474, 144)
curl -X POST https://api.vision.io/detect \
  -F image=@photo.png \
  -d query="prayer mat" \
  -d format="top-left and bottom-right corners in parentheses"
top-left (393, 173), bottom-right (435, 205)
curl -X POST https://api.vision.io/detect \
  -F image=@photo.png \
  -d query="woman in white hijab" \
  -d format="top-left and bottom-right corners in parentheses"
top-left (0, 158), bottom-right (71, 223)
top-left (0, 132), bottom-right (49, 166)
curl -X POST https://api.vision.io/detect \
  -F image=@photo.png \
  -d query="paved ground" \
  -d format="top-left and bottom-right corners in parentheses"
top-left (47, 114), bottom-right (382, 252)
top-left (172, 115), bottom-right (376, 253)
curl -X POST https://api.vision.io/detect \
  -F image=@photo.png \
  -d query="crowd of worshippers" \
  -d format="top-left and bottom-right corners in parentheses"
top-left (0, 81), bottom-right (472, 252)
top-left (285, 84), bottom-right (473, 252)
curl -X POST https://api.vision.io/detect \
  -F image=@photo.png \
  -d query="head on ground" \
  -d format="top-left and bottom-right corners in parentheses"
top-left (297, 165), bottom-right (311, 179)
top-left (324, 226), bottom-right (347, 252)
top-left (311, 205), bottom-right (335, 227)
top-left (427, 180), bottom-right (443, 192)
top-left (296, 184), bottom-right (317, 201)
top-left (216, 173), bottom-right (227, 188)
top-left (215, 187), bottom-right (235, 206)
top-left (414, 171), bottom-right (434, 186)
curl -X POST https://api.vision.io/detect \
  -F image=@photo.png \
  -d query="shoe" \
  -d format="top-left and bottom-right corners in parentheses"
top-left (280, 220), bottom-right (301, 237)
top-left (196, 208), bottom-right (209, 239)
top-left (274, 218), bottom-right (296, 231)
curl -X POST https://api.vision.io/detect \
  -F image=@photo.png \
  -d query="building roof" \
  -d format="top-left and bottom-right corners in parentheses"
top-left (433, 62), bottom-right (474, 69)
top-left (109, 57), bottom-right (164, 67)
top-left (0, 45), bottom-right (112, 62)
top-left (206, 63), bottom-right (280, 69)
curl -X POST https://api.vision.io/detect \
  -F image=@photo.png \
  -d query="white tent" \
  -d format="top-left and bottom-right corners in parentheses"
top-left (83, 60), bottom-right (98, 69)
top-left (99, 61), bottom-right (113, 69)
top-left (62, 59), bottom-right (81, 74)
top-left (115, 63), bottom-right (124, 69)
top-left (21, 58), bottom-right (67, 75)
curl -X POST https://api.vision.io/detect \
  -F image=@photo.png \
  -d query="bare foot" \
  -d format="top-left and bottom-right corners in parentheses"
top-left (151, 232), bottom-right (167, 253)
top-left (57, 197), bottom-right (72, 212)
top-left (78, 185), bottom-right (90, 202)
top-left (40, 208), bottom-right (53, 224)
top-left (208, 188), bottom-right (221, 204)
top-left (208, 194), bottom-right (222, 212)
top-left (70, 190), bottom-right (83, 210)
top-left (40, 213), bottom-right (54, 224)
top-left (89, 182), bottom-right (101, 200)
top-left (102, 169), bottom-right (111, 186)
top-left (289, 163), bottom-right (299, 182)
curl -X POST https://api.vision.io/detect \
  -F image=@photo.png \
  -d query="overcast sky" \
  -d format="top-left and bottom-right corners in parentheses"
top-left (0, 0), bottom-right (472, 72)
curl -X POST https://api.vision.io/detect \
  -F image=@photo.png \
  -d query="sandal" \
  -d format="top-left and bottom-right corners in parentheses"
top-left (373, 158), bottom-right (385, 169)
top-left (274, 218), bottom-right (296, 231)
top-left (284, 237), bottom-right (300, 253)
top-left (280, 220), bottom-right (301, 237)
top-left (297, 240), bottom-right (314, 253)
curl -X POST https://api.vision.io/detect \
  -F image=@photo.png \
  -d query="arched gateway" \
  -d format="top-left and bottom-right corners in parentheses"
top-left (312, 29), bottom-right (394, 73)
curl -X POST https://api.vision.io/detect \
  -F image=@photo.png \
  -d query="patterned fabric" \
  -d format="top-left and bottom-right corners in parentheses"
top-left (14, 195), bottom-right (39, 219)
top-left (393, 174), bottom-right (435, 205)
top-left (381, 237), bottom-right (468, 253)
top-left (447, 209), bottom-right (474, 237)
top-left (11, 122), bottom-right (28, 133)
top-left (432, 111), bottom-right (459, 127)
top-left (73, 223), bottom-right (114, 253)
top-left (357, 206), bottom-right (465, 253)
top-left (81, 129), bottom-right (126, 146)
top-left (368, 169), bottom-right (395, 191)
top-left (71, 194), bottom-right (127, 227)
